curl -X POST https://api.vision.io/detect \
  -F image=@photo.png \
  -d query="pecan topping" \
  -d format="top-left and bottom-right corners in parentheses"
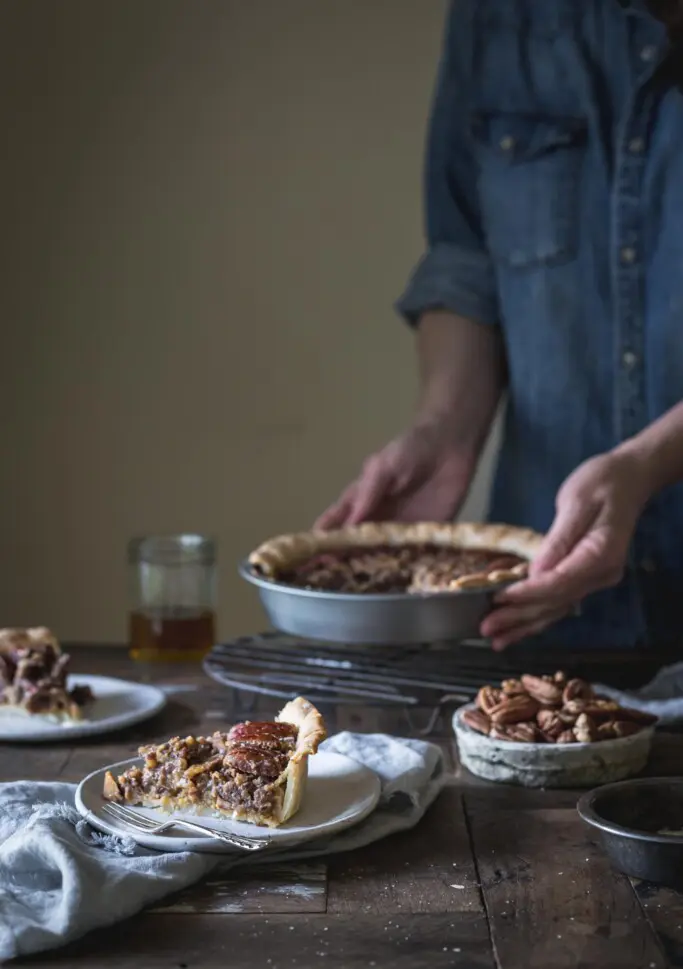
top-left (224, 744), bottom-right (288, 779)
top-left (227, 720), bottom-right (298, 749)
top-left (556, 729), bottom-right (576, 744)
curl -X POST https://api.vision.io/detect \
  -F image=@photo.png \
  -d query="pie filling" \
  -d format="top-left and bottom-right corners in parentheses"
top-left (280, 544), bottom-right (527, 594)
top-left (103, 698), bottom-right (326, 827)
top-left (0, 627), bottom-right (94, 719)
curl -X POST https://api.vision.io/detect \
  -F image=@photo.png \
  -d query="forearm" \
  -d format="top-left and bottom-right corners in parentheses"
top-left (415, 309), bottom-right (507, 458)
top-left (615, 401), bottom-right (683, 496)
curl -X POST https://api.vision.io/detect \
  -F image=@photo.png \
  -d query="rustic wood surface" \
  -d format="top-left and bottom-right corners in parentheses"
top-left (1, 646), bottom-right (682, 968)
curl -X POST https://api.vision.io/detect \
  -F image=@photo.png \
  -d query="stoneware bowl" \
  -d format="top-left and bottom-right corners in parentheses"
top-left (577, 777), bottom-right (683, 888)
top-left (452, 702), bottom-right (655, 788)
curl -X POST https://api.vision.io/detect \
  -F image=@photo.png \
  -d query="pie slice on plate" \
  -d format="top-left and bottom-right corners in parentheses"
top-left (103, 696), bottom-right (326, 827)
top-left (248, 521), bottom-right (543, 594)
top-left (0, 627), bottom-right (94, 720)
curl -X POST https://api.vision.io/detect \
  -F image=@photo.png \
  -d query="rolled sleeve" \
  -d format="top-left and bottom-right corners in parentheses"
top-left (396, 1), bottom-right (498, 329)
top-left (396, 242), bottom-right (499, 327)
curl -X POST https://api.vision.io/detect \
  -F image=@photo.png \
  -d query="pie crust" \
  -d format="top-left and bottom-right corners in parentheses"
top-left (103, 696), bottom-right (327, 827)
top-left (248, 521), bottom-right (544, 592)
top-left (0, 627), bottom-right (93, 720)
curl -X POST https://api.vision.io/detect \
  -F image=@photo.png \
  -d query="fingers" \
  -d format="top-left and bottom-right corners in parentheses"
top-left (498, 525), bottom-right (621, 607)
top-left (346, 458), bottom-right (392, 524)
top-left (314, 485), bottom-right (357, 530)
top-left (530, 499), bottom-right (597, 575)
top-left (314, 456), bottom-right (393, 529)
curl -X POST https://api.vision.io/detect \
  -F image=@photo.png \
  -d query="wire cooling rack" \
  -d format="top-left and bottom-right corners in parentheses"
top-left (203, 631), bottom-right (671, 734)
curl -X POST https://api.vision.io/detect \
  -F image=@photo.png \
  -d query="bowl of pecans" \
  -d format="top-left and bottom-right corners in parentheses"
top-left (453, 672), bottom-right (658, 788)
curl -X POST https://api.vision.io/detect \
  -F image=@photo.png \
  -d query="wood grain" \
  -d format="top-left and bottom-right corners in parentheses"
top-left (149, 863), bottom-right (327, 915)
top-left (467, 803), bottom-right (667, 969)
top-left (327, 785), bottom-right (481, 916)
top-left (8, 646), bottom-right (683, 969)
top-left (634, 881), bottom-right (683, 968)
top-left (18, 913), bottom-right (495, 969)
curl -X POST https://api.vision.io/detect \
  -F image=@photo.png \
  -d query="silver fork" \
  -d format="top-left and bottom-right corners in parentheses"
top-left (101, 801), bottom-right (271, 851)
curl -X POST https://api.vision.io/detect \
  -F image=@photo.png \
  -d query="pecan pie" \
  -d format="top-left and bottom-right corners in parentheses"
top-left (249, 522), bottom-right (543, 594)
top-left (0, 627), bottom-right (94, 720)
top-left (103, 696), bottom-right (326, 827)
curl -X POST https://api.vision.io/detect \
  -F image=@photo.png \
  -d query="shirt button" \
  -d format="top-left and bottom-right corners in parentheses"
top-left (499, 135), bottom-right (515, 152)
top-left (640, 45), bottom-right (657, 62)
top-left (622, 350), bottom-right (638, 369)
top-left (628, 137), bottom-right (645, 153)
top-left (641, 557), bottom-right (656, 573)
top-left (620, 246), bottom-right (637, 264)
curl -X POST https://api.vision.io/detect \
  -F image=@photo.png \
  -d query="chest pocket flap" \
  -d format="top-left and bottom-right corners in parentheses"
top-left (471, 112), bottom-right (587, 268)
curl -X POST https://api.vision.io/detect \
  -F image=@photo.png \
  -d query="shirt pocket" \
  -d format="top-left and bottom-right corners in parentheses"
top-left (471, 112), bottom-right (587, 269)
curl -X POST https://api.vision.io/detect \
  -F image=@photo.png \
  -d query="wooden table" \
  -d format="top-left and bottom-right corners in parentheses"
top-left (4, 647), bottom-right (683, 969)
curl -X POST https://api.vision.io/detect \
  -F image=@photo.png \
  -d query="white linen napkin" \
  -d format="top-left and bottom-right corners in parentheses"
top-left (597, 661), bottom-right (683, 726)
top-left (0, 732), bottom-right (446, 961)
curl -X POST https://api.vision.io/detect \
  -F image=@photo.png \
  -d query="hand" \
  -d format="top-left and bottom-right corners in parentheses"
top-left (315, 420), bottom-right (476, 528)
top-left (481, 449), bottom-right (653, 650)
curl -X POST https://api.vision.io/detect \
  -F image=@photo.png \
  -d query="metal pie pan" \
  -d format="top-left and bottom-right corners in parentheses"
top-left (577, 778), bottom-right (683, 888)
top-left (239, 560), bottom-right (514, 645)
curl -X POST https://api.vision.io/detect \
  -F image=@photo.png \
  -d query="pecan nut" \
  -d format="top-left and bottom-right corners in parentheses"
top-left (521, 674), bottom-right (562, 705)
top-left (556, 729), bottom-right (576, 744)
top-left (536, 708), bottom-right (565, 740)
top-left (476, 685), bottom-right (503, 715)
top-left (562, 678), bottom-right (595, 704)
top-left (613, 706), bottom-right (658, 726)
top-left (461, 708), bottom-right (491, 736)
top-left (501, 678), bottom-right (525, 696)
top-left (490, 694), bottom-right (540, 724)
top-left (580, 699), bottom-right (621, 721)
top-left (612, 720), bottom-right (643, 738)
top-left (596, 721), bottom-right (618, 740)
top-left (562, 699), bottom-right (588, 716)
top-left (503, 721), bottom-right (540, 743)
top-left (573, 712), bottom-right (597, 743)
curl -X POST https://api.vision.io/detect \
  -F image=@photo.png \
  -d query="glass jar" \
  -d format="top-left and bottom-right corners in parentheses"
top-left (128, 534), bottom-right (216, 661)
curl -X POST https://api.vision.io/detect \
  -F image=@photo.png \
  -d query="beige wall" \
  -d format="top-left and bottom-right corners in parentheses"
top-left (0, 0), bottom-right (499, 642)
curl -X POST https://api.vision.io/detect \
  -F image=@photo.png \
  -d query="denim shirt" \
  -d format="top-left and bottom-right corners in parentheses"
top-left (397, 0), bottom-right (683, 648)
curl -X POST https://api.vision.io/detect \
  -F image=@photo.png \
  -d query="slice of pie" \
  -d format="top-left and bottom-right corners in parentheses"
top-left (248, 521), bottom-right (543, 594)
top-left (0, 627), bottom-right (94, 720)
top-left (103, 696), bottom-right (327, 827)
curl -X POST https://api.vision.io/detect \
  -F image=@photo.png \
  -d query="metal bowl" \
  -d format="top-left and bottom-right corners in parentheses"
top-left (239, 560), bottom-right (512, 645)
top-left (577, 778), bottom-right (683, 887)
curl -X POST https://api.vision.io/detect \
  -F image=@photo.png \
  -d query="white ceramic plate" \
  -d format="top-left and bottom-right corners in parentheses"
top-left (76, 750), bottom-right (381, 853)
top-left (0, 675), bottom-right (167, 742)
